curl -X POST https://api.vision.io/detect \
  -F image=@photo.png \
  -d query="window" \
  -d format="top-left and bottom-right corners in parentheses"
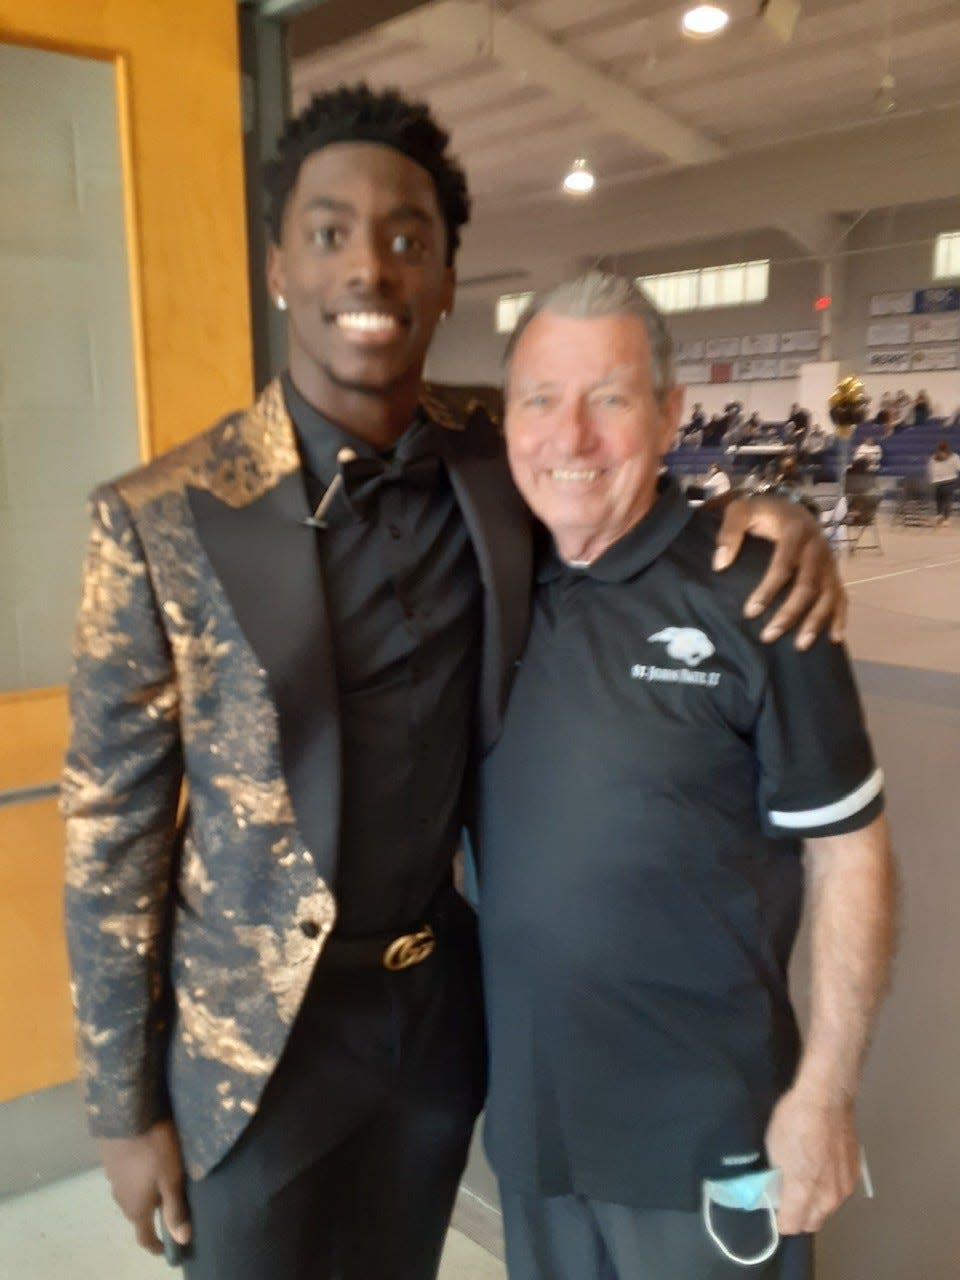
top-left (495, 291), bottom-right (534, 334)
top-left (933, 232), bottom-right (960, 280)
top-left (637, 259), bottom-right (770, 313)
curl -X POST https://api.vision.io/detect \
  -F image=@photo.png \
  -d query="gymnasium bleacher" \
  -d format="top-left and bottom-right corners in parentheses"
top-left (665, 419), bottom-right (960, 486)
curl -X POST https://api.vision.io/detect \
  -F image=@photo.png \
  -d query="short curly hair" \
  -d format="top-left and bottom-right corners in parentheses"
top-left (263, 84), bottom-right (471, 265)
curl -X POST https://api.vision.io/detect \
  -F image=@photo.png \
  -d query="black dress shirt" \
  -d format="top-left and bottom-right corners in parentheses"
top-left (281, 372), bottom-right (483, 936)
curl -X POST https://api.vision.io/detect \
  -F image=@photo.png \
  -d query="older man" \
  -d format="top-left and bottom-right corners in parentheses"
top-left (476, 274), bottom-right (896, 1279)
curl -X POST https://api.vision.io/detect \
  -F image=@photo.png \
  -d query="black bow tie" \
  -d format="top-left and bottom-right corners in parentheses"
top-left (339, 452), bottom-right (441, 517)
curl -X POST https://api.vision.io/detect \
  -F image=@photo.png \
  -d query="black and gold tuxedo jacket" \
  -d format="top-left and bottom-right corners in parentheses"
top-left (62, 378), bottom-right (532, 1178)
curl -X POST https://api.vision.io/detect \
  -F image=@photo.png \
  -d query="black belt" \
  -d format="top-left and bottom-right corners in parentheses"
top-left (321, 923), bottom-right (437, 972)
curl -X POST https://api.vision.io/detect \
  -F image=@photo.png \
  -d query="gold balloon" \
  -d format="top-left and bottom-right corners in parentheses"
top-left (828, 374), bottom-right (870, 427)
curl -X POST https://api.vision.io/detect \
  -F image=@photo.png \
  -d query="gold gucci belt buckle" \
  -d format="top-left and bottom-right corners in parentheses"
top-left (382, 925), bottom-right (436, 971)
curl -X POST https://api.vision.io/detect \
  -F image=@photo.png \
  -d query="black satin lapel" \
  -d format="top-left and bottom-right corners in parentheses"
top-left (444, 439), bottom-right (533, 749)
top-left (186, 475), bottom-right (340, 885)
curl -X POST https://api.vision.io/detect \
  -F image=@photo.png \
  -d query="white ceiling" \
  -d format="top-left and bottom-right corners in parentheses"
top-left (288, 0), bottom-right (960, 280)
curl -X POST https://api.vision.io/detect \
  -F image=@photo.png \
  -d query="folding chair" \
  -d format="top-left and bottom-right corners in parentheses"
top-left (892, 476), bottom-right (934, 527)
top-left (839, 492), bottom-right (882, 553)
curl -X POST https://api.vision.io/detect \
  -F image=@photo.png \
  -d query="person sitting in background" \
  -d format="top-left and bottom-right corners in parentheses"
top-left (877, 393), bottom-right (895, 437)
top-left (722, 414), bottom-right (747, 447)
top-left (722, 401), bottom-right (744, 437)
top-left (703, 462), bottom-right (732, 499)
top-left (683, 422), bottom-right (704, 449)
top-left (913, 390), bottom-right (932, 426)
top-left (772, 455), bottom-right (803, 496)
top-left (702, 414), bottom-right (726, 447)
top-left (799, 422), bottom-right (828, 484)
top-left (928, 439), bottom-right (960, 525)
top-left (783, 415), bottom-right (807, 450)
top-left (785, 403), bottom-right (810, 449)
top-left (892, 389), bottom-right (911, 429)
top-left (802, 423), bottom-right (827, 456)
top-left (743, 411), bottom-right (763, 440)
top-left (688, 403), bottom-right (706, 434)
top-left (844, 457), bottom-right (876, 497)
top-left (853, 439), bottom-right (883, 473)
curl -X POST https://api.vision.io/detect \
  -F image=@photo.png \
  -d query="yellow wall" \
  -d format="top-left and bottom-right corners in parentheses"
top-left (0, 0), bottom-right (253, 1103)
top-left (0, 691), bottom-right (69, 791)
top-left (0, 801), bottom-right (76, 1097)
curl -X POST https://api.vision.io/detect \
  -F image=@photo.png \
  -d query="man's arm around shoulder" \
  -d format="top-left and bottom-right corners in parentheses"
top-left (710, 492), bottom-right (847, 649)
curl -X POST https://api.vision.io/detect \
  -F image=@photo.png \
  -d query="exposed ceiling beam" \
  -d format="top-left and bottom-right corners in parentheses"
top-left (286, 0), bottom-right (432, 57)
top-left (613, 0), bottom-right (960, 98)
top-left (379, 0), bottom-right (724, 168)
top-left (455, 105), bottom-right (960, 276)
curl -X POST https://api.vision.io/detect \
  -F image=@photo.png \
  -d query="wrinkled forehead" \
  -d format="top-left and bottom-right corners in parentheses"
top-left (507, 310), bottom-right (654, 390)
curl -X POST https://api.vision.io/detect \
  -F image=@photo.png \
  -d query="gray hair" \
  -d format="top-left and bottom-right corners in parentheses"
top-left (504, 271), bottom-right (675, 400)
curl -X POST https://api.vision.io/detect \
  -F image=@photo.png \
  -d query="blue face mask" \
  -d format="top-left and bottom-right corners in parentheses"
top-left (701, 1168), bottom-right (783, 1267)
top-left (702, 1147), bottom-right (874, 1267)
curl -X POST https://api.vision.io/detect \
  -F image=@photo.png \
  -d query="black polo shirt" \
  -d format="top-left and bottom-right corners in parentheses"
top-left (476, 477), bottom-right (883, 1211)
top-left (282, 372), bottom-right (483, 936)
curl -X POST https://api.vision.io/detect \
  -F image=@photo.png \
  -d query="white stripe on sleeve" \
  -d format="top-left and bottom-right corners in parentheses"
top-left (768, 768), bottom-right (884, 832)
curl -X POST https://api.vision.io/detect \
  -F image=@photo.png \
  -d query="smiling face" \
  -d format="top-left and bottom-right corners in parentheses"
top-left (505, 311), bottom-right (683, 563)
top-left (267, 141), bottom-right (455, 437)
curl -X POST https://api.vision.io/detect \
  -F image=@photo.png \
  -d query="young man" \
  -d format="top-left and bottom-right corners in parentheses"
top-left (477, 273), bottom-right (896, 1279)
top-left (63, 90), bottom-right (843, 1279)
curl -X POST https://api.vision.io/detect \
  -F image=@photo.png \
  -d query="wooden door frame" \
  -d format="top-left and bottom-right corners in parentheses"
top-left (0, 0), bottom-right (254, 464)
top-left (0, 0), bottom-right (253, 1117)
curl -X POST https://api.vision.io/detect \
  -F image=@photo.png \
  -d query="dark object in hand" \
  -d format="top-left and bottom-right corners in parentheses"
top-left (159, 1216), bottom-right (193, 1267)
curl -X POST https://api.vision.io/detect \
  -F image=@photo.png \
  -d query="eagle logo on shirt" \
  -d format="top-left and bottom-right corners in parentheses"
top-left (647, 627), bottom-right (716, 668)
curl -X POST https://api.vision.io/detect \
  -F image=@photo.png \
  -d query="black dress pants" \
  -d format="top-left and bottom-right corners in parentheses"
top-left (183, 895), bottom-right (485, 1280)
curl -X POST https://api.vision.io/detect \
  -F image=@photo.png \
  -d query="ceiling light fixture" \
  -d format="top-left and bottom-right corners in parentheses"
top-left (874, 0), bottom-right (897, 115)
top-left (874, 71), bottom-right (897, 115)
top-left (682, 5), bottom-right (730, 39)
top-left (562, 158), bottom-right (595, 195)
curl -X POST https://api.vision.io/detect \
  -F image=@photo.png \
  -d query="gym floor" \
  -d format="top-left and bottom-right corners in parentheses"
top-left (0, 1166), bottom-right (507, 1280)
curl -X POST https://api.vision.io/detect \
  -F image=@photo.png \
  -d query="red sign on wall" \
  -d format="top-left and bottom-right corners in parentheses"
top-left (710, 362), bottom-right (733, 383)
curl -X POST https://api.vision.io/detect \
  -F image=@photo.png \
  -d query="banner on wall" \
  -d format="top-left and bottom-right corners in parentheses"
top-left (911, 346), bottom-right (959, 371)
top-left (777, 356), bottom-right (806, 378)
top-left (737, 357), bottom-right (780, 380)
top-left (866, 350), bottom-right (911, 372)
top-left (710, 362), bottom-right (734, 383)
top-left (675, 340), bottom-right (705, 361)
top-left (867, 320), bottom-right (912, 346)
top-left (740, 333), bottom-right (779, 356)
top-left (914, 287), bottom-right (960, 313)
top-left (779, 329), bottom-right (819, 353)
top-left (912, 314), bottom-right (960, 343)
top-left (675, 362), bottom-right (710, 384)
top-left (705, 338), bottom-right (741, 359)
top-left (870, 291), bottom-right (916, 316)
